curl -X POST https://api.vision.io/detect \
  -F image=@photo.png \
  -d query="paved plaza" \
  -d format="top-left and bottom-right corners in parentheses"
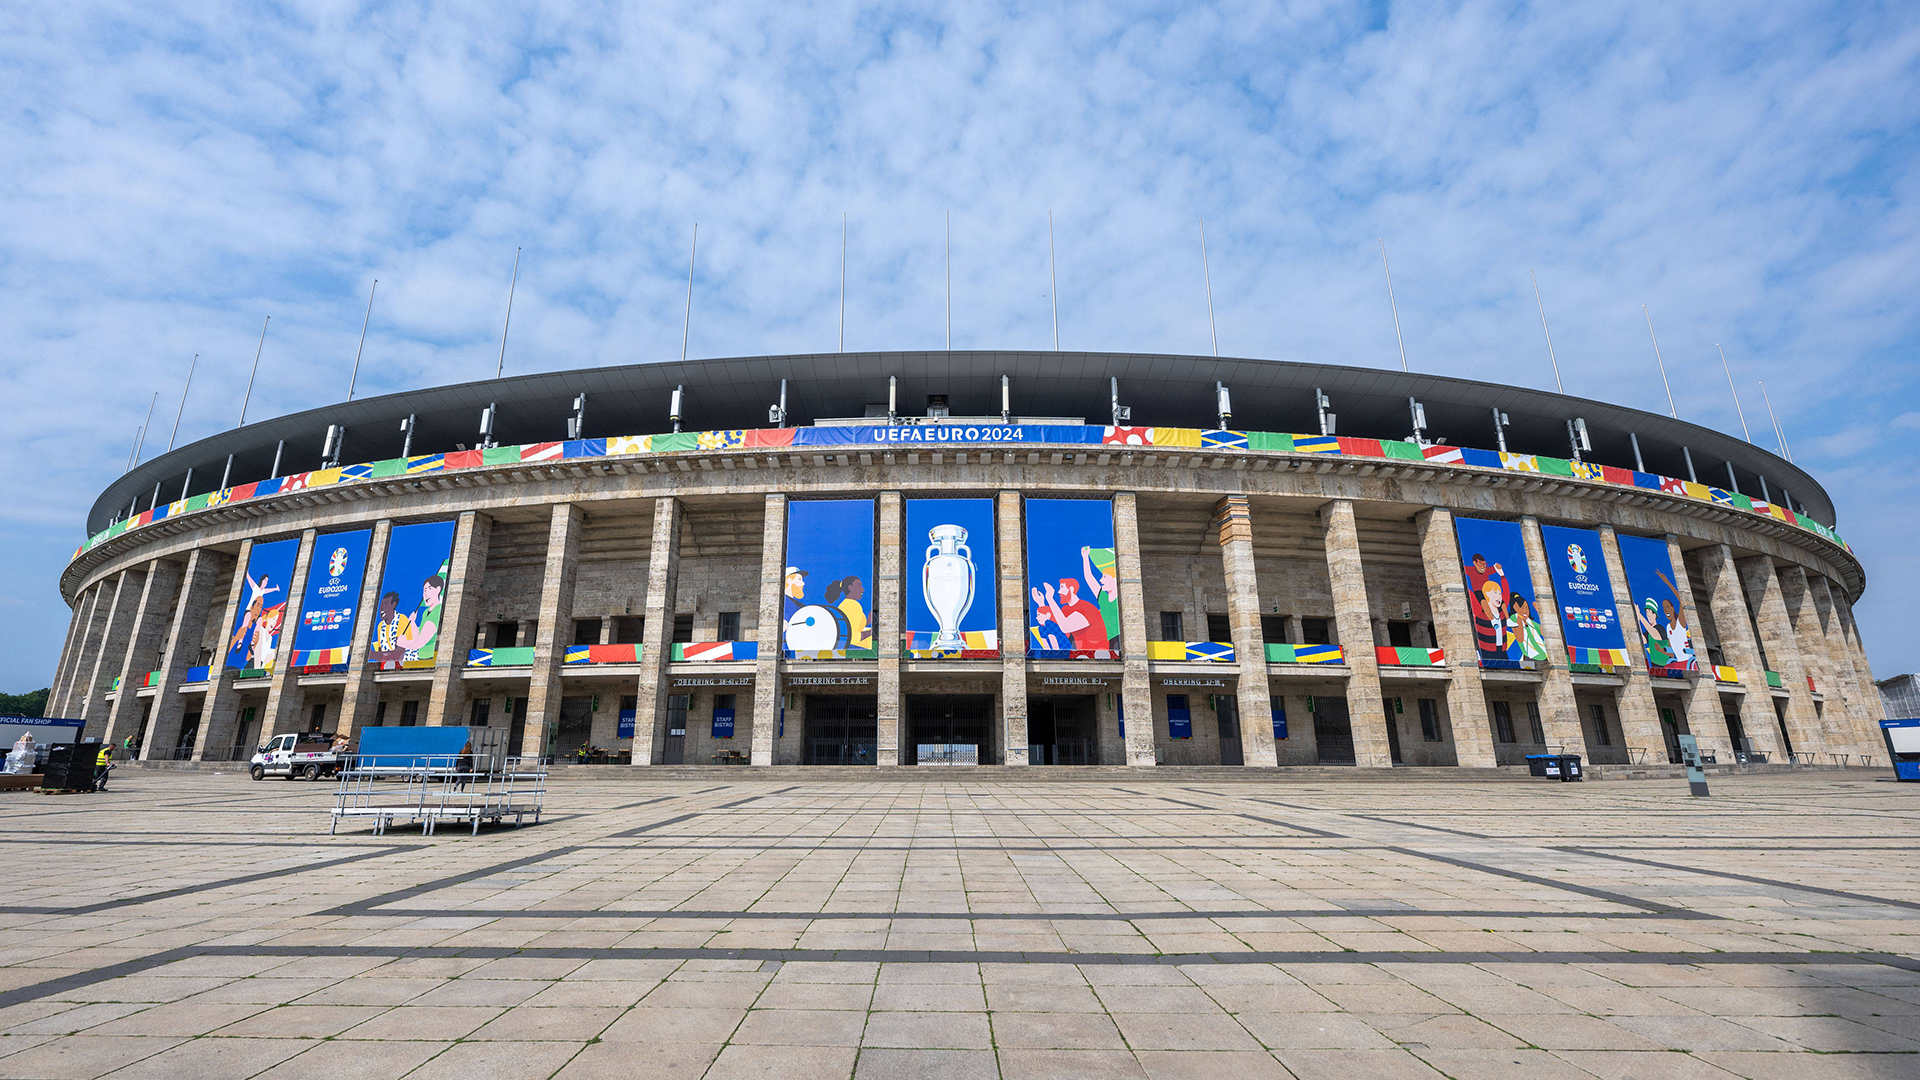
top-left (0, 773), bottom-right (1916, 1079)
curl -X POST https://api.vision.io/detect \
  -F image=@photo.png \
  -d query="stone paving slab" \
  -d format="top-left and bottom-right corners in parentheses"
top-left (0, 773), bottom-right (1916, 1078)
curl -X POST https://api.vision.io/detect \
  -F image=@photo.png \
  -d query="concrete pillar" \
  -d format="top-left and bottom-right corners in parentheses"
top-left (195, 539), bottom-right (252, 760)
top-left (335, 521), bottom-right (393, 743)
top-left (1737, 555), bottom-right (1826, 759)
top-left (751, 494), bottom-right (787, 766)
top-left (103, 559), bottom-right (184, 751)
top-left (999, 492), bottom-right (1029, 766)
top-left (1774, 563), bottom-right (1847, 756)
top-left (1323, 500), bottom-right (1391, 767)
top-left (1215, 495), bottom-right (1277, 767)
top-left (521, 504), bottom-right (584, 758)
top-left (78, 568), bottom-right (145, 740)
top-left (1651, 534), bottom-right (1728, 761)
top-left (1808, 575), bottom-right (1875, 758)
top-left (1414, 507), bottom-right (1496, 767)
top-left (636, 498), bottom-right (680, 764)
top-left (426, 512), bottom-right (492, 727)
top-left (260, 530), bottom-right (319, 738)
top-left (1829, 584), bottom-right (1888, 754)
top-left (1693, 543), bottom-right (1783, 757)
top-left (142, 548), bottom-right (226, 759)
top-left (1517, 516), bottom-right (1590, 755)
top-left (876, 491), bottom-right (903, 766)
top-left (46, 591), bottom-right (92, 719)
top-left (51, 583), bottom-right (107, 718)
top-left (1114, 492), bottom-right (1156, 766)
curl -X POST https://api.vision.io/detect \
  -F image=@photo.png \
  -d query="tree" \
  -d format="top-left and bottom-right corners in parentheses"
top-left (0, 689), bottom-right (49, 717)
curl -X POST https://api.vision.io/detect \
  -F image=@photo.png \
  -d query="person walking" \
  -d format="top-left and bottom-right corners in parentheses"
top-left (94, 743), bottom-right (113, 791)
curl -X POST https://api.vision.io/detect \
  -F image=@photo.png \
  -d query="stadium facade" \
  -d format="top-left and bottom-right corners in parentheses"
top-left (48, 351), bottom-right (1886, 770)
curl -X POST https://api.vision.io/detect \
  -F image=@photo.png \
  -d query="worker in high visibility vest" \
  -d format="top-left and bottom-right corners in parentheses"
top-left (94, 745), bottom-right (112, 791)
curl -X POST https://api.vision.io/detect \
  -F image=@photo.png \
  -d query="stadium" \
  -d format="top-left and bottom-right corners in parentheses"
top-left (47, 350), bottom-right (1886, 772)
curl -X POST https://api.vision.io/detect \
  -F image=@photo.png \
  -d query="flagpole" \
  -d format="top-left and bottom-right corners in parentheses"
top-left (838, 214), bottom-right (847, 352)
top-left (1715, 344), bottom-right (1752, 443)
top-left (166, 354), bottom-right (197, 451)
top-left (1048, 211), bottom-right (1060, 351)
top-left (348, 279), bottom-right (377, 400)
top-left (1642, 305), bottom-right (1676, 418)
top-left (237, 316), bottom-right (269, 427)
top-left (496, 251), bottom-right (519, 379)
top-left (1200, 218), bottom-right (1219, 357)
top-left (945, 210), bottom-right (951, 352)
top-left (1759, 380), bottom-right (1792, 461)
top-left (1528, 271), bottom-right (1564, 394)
top-left (682, 225), bottom-right (697, 362)
top-left (1380, 239), bottom-right (1408, 371)
top-left (132, 392), bottom-right (157, 466)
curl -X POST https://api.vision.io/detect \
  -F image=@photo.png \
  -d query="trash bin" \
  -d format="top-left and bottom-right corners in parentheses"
top-left (1558, 754), bottom-right (1583, 782)
top-left (1525, 754), bottom-right (1563, 778)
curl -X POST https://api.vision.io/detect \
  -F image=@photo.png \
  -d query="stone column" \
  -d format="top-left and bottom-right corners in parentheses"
top-left (1776, 564), bottom-right (1847, 754)
top-left (260, 530), bottom-right (319, 737)
top-left (52, 583), bottom-right (107, 718)
top-left (426, 512), bottom-right (492, 727)
top-left (47, 592), bottom-right (92, 719)
top-left (1737, 555), bottom-right (1825, 759)
top-left (1215, 495), bottom-right (1278, 767)
top-left (1650, 534), bottom-right (1728, 760)
top-left (78, 568), bottom-right (146, 740)
top-left (1693, 543), bottom-right (1782, 757)
top-left (999, 492), bottom-right (1029, 766)
top-left (1808, 575), bottom-right (1874, 757)
top-left (520, 505), bottom-right (584, 758)
top-left (751, 494), bottom-right (787, 767)
top-left (636, 498), bottom-right (680, 764)
top-left (335, 521), bottom-right (393, 743)
top-left (875, 491), bottom-right (903, 766)
top-left (1414, 507), bottom-right (1496, 767)
top-left (103, 559), bottom-right (184, 750)
top-left (142, 548), bottom-right (226, 759)
top-left (1114, 492), bottom-right (1157, 766)
top-left (1829, 583), bottom-right (1888, 753)
top-left (195, 539), bottom-right (252, 760)
top-left (1517, 516), bottom-right (1590, 754)
top-left (1323, 499), bottom-right (1391, 767)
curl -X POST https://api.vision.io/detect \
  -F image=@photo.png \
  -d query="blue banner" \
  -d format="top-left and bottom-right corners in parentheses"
top-left (1024, 499), bottom-right (1119, 658)
top-left (367, 520), bottom-right (456, 668)
top-left (905, 499), bottom-right (997, 653)
top-left (1272, 703), bottom-right (1287, 741)
top-left (1538, 525), bottom-right (1627, 658)
top-left (1453, 518), bottom-right (1549, 666)
top-left (1167, 694), bottom-right (1193, 739)
top-left (783, 500), bottom-right (875, 656)
top-left (1616, 534), bottom-right (1701, 674)
top-left (712, 707), bottom-right (736, 739)
top-left (291, 530), bottom-right (371, 663)
top-left (224, 537), bottom-right (301, 671)
top-left (618, 709), bottom-right (636, 739)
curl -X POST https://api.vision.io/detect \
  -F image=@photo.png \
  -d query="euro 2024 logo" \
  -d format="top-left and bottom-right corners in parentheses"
top-left (1567, 543), bottom-right (1588, 576)
top-left (328, 547), bottom-right (349, 581)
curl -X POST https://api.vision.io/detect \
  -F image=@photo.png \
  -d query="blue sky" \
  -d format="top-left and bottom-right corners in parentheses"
top-left (2, 1), bottom-right (1917, 692)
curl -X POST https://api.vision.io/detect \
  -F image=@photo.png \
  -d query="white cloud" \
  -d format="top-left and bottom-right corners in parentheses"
top-left (2, 0), bottom-right (1918, 687)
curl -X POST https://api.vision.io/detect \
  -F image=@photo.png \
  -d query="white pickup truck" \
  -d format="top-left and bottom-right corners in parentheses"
top-left (250, 732), bottom-right (343, 781)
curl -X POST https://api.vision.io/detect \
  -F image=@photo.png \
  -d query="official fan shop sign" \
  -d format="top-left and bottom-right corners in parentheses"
top-left (1539, 525), bottom-right (1628, 666)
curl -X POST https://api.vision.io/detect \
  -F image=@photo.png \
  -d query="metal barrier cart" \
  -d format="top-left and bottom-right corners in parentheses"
top-left (329, 726), bottom-right (547, 835)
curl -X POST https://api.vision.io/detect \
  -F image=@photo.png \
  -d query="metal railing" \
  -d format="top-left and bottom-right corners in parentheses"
top-left (330, 753), bottom-right (546, 836)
